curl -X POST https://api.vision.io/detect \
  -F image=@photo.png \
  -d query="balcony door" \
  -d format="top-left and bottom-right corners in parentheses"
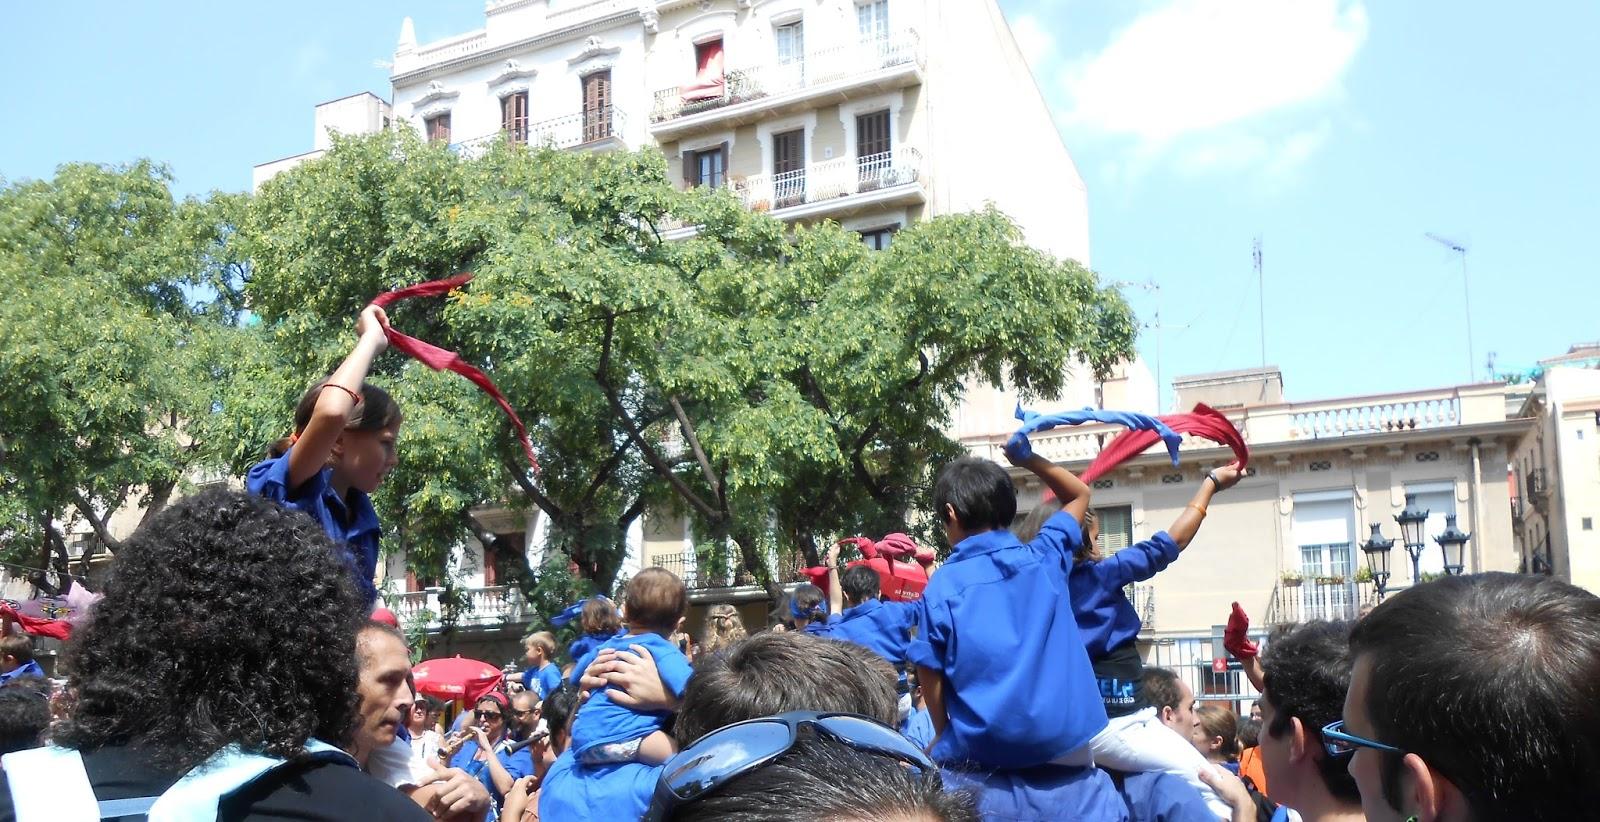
top-left (773, 129), bottom-right (806, 208)
top-left (856, 109), bottom-right (892, 189)
top-left (502, 91), bottom-right (529, 144)
top-left (775, 21), bottom-right (805, 90)
top-left (1291, 492), bottom-right (1357, 619)
top-left (858, 0), bottom-right (889, 42)
top-left (583, 70), bottom-right (613, 142)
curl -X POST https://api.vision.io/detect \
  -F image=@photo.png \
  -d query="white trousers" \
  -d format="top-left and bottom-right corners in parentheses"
top-left (1087, 707), bottom-right (1232, 819)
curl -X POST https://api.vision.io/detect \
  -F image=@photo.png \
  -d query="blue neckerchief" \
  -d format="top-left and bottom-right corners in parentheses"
top-left (789, 597), bottom-right (823, 621)
top-left (551, 598), bottom-right (589, 628)
top-left (1007, 404), bottom-right (1183, 465)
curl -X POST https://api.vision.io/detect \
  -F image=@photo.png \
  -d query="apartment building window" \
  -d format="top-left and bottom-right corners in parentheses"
top-left (502, 91), bottom-right (530, 144)
top-left (683, 143), bottom-right (728, 188)
top-left (775, 20), bottom-right (805, 86)
top-left (583, 70), bottom-right (613, 142)
top-left (773, 129), bottom-right (806, 207)
top-left (858, 0), bottom-right (889, 41)
top-left (856, 109), bottom-right (892, 188)
top-left (859, 226), bottom-right (896, 250)
top-left (425, 113), bottom-right (451, 143)
top-left (684, 38), bottom-right (726, 102)
top-left (1292, 491), bottom-right (1356, 619)
top-left (1093, 505), bottom-right (1134, 556)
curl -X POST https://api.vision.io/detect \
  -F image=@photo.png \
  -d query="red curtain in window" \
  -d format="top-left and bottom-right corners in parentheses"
top-left (683, 40), bottom-right (726, 102)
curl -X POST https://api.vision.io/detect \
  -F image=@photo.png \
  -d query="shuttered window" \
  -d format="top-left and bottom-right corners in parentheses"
top-left (1095, 505), bottom-right (1133, 555)
top-left (425, 113), bottom-right (451, 143)
top-left (772, 129), bottom-right (806, 207)
top-left (583, 71), bottom-right (613, 142)
top-left (501, 92), bottom-right (529, 144)
top-left (682, 143), bottom-right (728, 188)
top-left (857, 110), bottom-right (891, 158)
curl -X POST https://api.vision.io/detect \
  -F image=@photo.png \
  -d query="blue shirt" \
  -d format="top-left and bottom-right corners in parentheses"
top-left (1069, 532), bottom-right (1180, 659)
top-left (908, 511), bottom-right (1108, 769)
top-left (820, 598), bottom-right (917, 667)
top-left (570, 633), bottom-right (694, 757)
top-left (0, 659), bottom-right (44, 685)
top-left (537, 749), bottom-right (659, 821)
top-left (246, 449), bottom-right (382, 607)
top-left (799, 614), bottom-right (838, 635)
top-left (521, 662), bottom-right (562, 699)
top-left (901, 706), bottom-right (936, 750)
top-left (1110, 769), bottom-right (1215, 821)
top-left (449, 737), bottom-right (536, 810)
top-left (941, 763), bottom-right (1129, 821)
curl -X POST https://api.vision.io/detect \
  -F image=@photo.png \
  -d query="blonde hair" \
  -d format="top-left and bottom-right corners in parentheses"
top-left (524, 631), bottom-right (556, 660)
top-left (699, 604), bottom-right (748, 657)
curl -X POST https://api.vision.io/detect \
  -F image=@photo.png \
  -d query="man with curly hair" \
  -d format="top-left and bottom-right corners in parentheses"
top-left (0, 488), bottom-right (430, 820)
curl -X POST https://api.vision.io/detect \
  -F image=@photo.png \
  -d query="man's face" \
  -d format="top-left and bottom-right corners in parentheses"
top-left (1162, 679), bottom-right (1199, 738)
top-left (354, 629), bottom-right (413, 758)
top-left (510, 693), bottom-right (540, 740)
top-left (1344, 654), bottom-right (1404, 822)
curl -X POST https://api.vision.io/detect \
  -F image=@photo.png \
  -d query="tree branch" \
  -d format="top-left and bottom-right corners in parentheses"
top-left (670, 395), bottom-right (722, 502)
top-left (503, 457), bottom-right (563, 521)
top-left (70, 491), bottom-right (125, 553)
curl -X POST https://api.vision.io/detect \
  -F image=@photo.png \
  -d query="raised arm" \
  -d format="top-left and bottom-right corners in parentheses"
top-left (1009, 452), bottom-right (1093, 524)
top-left (1165, 463), bottom-right (1242, 549)
top-left (826, 542), bottom-right (844, 616)
top-left (286, 305), bottom-right (390, 489)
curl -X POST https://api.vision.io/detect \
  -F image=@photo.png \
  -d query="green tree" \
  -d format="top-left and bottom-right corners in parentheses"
top-left (0, 162), bottom-right (248, 581)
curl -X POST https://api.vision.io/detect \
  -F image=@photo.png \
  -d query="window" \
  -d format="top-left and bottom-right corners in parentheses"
top-left (859, 226), bottom-right (896, 250)
top-left (1093, 505), bottom-right (1134, 556)
top-left (772, 129), bottom-right (806, 207)
top-left (856, 109), bottom-right (892, 188)
top-left (1584, 517), bottom-right (1593, 531)
top-left (858, 0), bottom-right (889, 42)
top-left (425, 113), bottom-right (451, 143)
top-left (501, 91), bottom-right (529, 144)
top-left (684, 39), bottom-right (726, 102)
top-left (775, 21), bottom-right (804, 87)
top-left (1291, 492), bottom-right (1356, 619)
top-left (583, 71), bottom-right (613, 142)
top-left (683, 143), bottom-right (728, 188)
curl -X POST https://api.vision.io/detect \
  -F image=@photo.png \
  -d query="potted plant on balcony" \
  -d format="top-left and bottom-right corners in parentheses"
top-left (1314, 573), bottom-right (1346, 586)
top-left (1280, 571), bottom-right (1304, 588)
top-left (1353, 566), bottom-right (1374, 584)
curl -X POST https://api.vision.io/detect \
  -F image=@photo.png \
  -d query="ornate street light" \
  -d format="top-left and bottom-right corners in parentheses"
top-left (1435, 513), bottom-right (1471, 576)
top-left (1395, 493), bottom-right (1430, 585)
top-left (1360, 523), bottom-right (1395, 600)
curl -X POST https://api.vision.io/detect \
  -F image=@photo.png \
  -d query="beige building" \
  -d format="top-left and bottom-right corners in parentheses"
top-left (1510, 343), bottom-right (1600, 594)
top-left (972, 367), bottom-right (1535, 705)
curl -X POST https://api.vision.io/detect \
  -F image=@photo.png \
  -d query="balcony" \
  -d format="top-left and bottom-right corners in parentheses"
top-left (734, 147), bottom-right (925, 219)
top-left (390, 585), bottom-right (529, 632)
top-left (650, 31), bottom-right (924, 140)
top-left (449, 106), bottom-right (629, 157)
top-left (1125, 581), bottom-right (1155, 631)
top-left (1263, 576), bottom-right (1380, 625)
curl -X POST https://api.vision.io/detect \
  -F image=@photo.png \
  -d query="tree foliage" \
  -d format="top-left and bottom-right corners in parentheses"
top-left (0, 162), bottom-right (248, 582)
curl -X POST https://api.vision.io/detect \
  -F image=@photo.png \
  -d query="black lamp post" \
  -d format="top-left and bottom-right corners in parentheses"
top-left (1435, 514), bottom-right (1471, 576)
top-left (1395, 493), bottom-right (1430, 585)
top-left (1360, 523), bottom-right (1395, 600)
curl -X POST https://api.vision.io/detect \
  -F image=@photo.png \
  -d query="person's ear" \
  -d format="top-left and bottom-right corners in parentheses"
top-left (942, 503), bottom-right (958, 527)
top-left (1402, 752), bottom-right (1452, 822)
top-left (1287, 715), bottom-right (1309, 763)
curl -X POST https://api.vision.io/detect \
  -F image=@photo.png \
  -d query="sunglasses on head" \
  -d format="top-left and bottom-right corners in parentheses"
top-left (642, 711), bottom-right (936, 822)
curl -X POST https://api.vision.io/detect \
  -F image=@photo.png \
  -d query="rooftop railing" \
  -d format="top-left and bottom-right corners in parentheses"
top-left (449, 106), bottom-right (628, 157)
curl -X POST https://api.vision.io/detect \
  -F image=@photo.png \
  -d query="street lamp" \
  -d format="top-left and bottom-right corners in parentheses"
top-left (1395, 493), bottom-right (1430, 585)
top-left (1435, 514), bottom-right (1471, 576)
top-left (1360, 523), bottom-right (1395, 600)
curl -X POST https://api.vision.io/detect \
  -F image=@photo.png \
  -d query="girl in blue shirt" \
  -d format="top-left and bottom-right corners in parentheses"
top-left (246, 305), bottom-right (402, 609)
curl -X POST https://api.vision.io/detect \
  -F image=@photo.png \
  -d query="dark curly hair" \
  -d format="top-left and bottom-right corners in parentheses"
top-left (53, 488), bottom-right (366, 772)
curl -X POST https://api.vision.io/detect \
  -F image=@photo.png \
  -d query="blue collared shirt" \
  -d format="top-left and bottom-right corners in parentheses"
top-left (821, 598), bottom-right (917, 667)
top-left (449, 736), bottom-right (536, 812)
top-left (246, 449), bottom-right (382, 607)
top-left (1110, 769), bottom-right (1214, 821)
top-left (570, 633), bottom-right (694, 758)
top-left (1069, 532), bottom-right (1180, 659)
top-left (908, 511), bottom-right (1107, 769)
top-left (538, 749), bottom-right (660, 821)
top-left (0, 659), bottom-right (44, 685)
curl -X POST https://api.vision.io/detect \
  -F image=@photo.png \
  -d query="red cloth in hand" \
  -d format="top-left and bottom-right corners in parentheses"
top-left (0, 603), bottom-right (71, 641)
top-left (1224, 601), bottom-right (1258, 660)
top-left (370, 274), bottom-right (540, 474)
top-left (1080, 403), bottom-right (1248, 483)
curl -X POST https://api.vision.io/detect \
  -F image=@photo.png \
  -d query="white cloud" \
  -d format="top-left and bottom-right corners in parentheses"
top-left (1052, 0), bottom-right (1366, 178)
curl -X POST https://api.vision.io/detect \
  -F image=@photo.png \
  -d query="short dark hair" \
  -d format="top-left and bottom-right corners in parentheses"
top-left (1349, 573), bottom-right (1600, 818)
top-left (840, 565), bottom-right (880, 606)
top-left (784, 584), bottom-right (826, 627)
top-left (668, 730), bottom-right (977, 822)
top-left (1237, 716), bottom-right (1262, 749)
top-left (0, 635), bottom-right (34, 666)
top-left (53, 489), bottom-right (366, 773)
top-left (0, 684), bottom-right (49, 756)
top-left (1139, 667), bottom-right (1184, 712)
top-left (932, 457), bottom-right (1016, 533)
top-left (268, 379), bottom-right (403, 458)
top-left (626, 568), bottom-right (687, 632)
top-left (1260, 620), bottom-right (1358, 801)
top-left (674, 632), bottom-right (898, 746)
top-left (542, 682), bottom-right (581, 748)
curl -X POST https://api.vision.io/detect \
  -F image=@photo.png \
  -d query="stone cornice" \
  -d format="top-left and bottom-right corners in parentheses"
top-left (393, 9), bottom-right (641, 87)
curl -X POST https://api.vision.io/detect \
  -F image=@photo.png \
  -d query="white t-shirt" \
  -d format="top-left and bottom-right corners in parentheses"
top-left (410, 729), bottom-right (443, 769)
top-left (366, 735), bottom-right (435, 789)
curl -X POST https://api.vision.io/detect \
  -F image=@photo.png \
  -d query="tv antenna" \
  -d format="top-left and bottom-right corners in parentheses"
top-left (1425, 232), bottom-right (1475, 382)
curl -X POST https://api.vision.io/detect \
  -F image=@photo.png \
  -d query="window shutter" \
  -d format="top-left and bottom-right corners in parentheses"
top-left (683, 150), bottom-right (697, 184)
top-left (719, 141), bottom-right (730, 176)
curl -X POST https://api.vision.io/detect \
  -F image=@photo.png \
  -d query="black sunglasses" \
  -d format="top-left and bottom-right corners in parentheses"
top-left (477, 712), bottom-right (504, 720)
top-left (643, 711), bottom-right (936, 821)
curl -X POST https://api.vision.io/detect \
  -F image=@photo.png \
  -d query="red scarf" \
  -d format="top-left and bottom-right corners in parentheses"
top-left (370, 275), bottom-right (540, 473)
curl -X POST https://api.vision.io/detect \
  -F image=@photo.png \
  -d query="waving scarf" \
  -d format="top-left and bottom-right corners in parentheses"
top-left (1079, 403), bottom-right (1249, 483)
top-left (1007, 404), bottom-right (1184, 465)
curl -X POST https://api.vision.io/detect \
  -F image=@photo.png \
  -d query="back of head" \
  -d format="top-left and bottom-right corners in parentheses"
top-left (1195, 704), bottom-right (1239, 760)
top-left (1260, 620), bottom-right (1359, 802)
top-left (542, 682), bottom-right (581, 748)
top-left (1139, 667), bottom-right (1183, 712)
top-left (580, 596), bottom-right (622, 636)
top-left (0, 634), bottom-right (33, 667)
top-left (668, 731), bottom-right (977, 822)
top-left (0, 683), bottom-right (50, 756)
top-left (674, 631), bottom-right (898, 746)
top-left (839, 565), bottom-right (881, 607)
top-left (1349, 573), bottom-right (1600, 818)
top-left (269, 379), bottom-right (404, 458)
top-left (54, 488), bottom-right (365, 771)
top-left (933, 457), bottom-right (1016, 533)
top-left (627, 567), bottom-right (688, 632)
top-left (700, 604), bottom-right (748, 657)
top-left (1237, 716), bottom-right (1261, 750)
top-left (785, 584), bottom-right (827, 626)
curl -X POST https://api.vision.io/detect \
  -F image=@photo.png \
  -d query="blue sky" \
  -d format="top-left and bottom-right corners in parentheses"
top-left (4, 1), bottom-right (1595, 407)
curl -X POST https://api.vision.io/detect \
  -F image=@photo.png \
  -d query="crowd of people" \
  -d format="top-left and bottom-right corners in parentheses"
top-left (0, 307), bottom-right (1597, 821)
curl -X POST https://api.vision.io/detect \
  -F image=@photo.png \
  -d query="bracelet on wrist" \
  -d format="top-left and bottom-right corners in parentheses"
top-left (1205, 469), bottom-right (1222, 489)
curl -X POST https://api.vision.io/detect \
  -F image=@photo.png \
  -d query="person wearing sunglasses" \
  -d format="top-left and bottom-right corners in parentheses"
top-left (644, 711), bottom-right (977, 822)
top-left (1341, 573), bottom-right (1600, 821)
top-left (442, 691), bottom-right (535, 817)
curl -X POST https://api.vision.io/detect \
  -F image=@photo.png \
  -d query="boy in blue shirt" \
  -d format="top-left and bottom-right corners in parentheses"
top-left (569, 568), bottom-right (694, 767)
top-left (520, 631), bottom-right (563, 699)
top-left (822, 564), bottom-right (917, 669)
top-left (909, 451), bottom-right (1107, 770)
